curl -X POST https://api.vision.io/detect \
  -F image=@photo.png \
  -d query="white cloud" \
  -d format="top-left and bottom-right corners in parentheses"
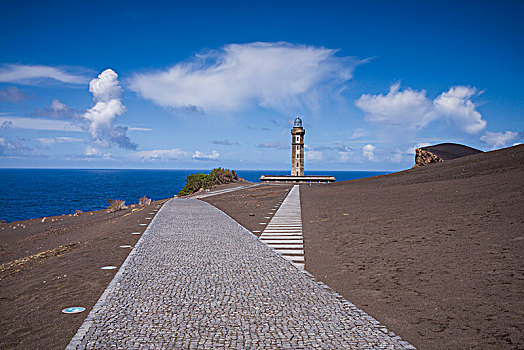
top-left (338, 151), bottom-right (350, 162)
top-left (306, 149), bottom-right (323, 161)
top-left (37, 137), bottom-right (83, 145)
top-left (362, 144), bottom-right (376, 160)
top-left (390, 149), bottom-right (404, 163)
top-left (128, 127), bottom-right (153, 131)
top-left (480, 131), bottom-right (519, 149)
top-left (433, 86), bottom-right (486, 134)
top-left (350, 128), bottom-right (366, 139)
top-left (0, 64), bottom-right (88, 84)
top-left (0, 137), bottom-right (31, 156)
top-left (0, 116), bottom-right (82, 131)
top-left (130, 42), bottom-right (360, 113)
top-left (84, 145), bottom-right (100, 156)
top-left (84, 100), bottom-right (125, 142)
top-left (89, 69), bottom-right (123, 101)
top-left (131, 148), bottom-right (188, 161)
top-left (83, 69), bottom-right (136, 150)
top-left (33, 98), bottom-right (76, 119)
top-left (356, 83), bottom-right (435, 129)
top-left (356, 83), bottom-right (487, 134)
top-left (50, 98), bottom-right (68, 111)
top-left (192, 150), bottom-right (220, 160)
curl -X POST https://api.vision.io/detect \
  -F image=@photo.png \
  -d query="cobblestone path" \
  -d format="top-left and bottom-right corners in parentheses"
top-left (260, 185), bottom-right (305, 269)
top-left (67, 198), bottom-right (415, 349)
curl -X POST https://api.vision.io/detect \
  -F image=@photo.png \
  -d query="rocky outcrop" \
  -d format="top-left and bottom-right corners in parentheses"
top-left (414, 148), bottom-right (443, 167)
top-left (414, 143), bottom-right (483, 168)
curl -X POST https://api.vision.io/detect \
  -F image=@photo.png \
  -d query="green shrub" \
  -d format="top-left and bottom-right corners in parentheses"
top-left (177, 168), bottom-right (243, 196)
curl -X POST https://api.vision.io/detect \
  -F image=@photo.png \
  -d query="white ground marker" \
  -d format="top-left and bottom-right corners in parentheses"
top-left (62, 307), bottom-right (85, 314)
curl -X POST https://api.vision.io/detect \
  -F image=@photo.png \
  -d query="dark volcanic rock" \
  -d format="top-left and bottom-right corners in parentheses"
top-left (414, 143), bottom-right (483, 167)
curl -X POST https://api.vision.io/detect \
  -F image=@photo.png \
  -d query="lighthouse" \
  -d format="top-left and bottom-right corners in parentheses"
top-left (259, 115), bottom-right (334, 183)
top-left (291, 116), bottom-right (305, 176)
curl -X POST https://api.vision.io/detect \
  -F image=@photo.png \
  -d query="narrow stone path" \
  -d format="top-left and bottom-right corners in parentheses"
top-left (67, 198), bottom-right (414, 349)
top-left (259, 185), bottom-right (305, 269)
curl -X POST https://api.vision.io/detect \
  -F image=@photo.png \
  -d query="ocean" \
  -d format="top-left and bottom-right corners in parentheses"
top-left (0, 169), bottom-right (388, 223)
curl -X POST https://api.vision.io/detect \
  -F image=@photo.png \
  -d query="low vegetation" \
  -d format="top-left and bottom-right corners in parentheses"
top-left (106, 199), bottom-right (126, 213)
top-left (139, 196), bottom-right (152, 207)
top-left (106, 196), bottom-right (152, 213)
top-left (178, 168), bottom-right (244, 196)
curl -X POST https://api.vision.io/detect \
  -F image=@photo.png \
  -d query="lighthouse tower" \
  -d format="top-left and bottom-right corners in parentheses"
top-left (291, 116), bottom-right (305, 176)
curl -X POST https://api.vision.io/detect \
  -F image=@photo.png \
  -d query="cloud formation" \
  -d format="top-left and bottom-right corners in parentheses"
top-left (33, 99), bottom-right (77, 119)
top-left (0, 137), bottom-right (31, 156)
top-left (356, 83), bottom-right (486, 134)
top-left (212, 139), bottom-right (238, 146)
top-left (128, 127), bottom-right (153, 131)
top-left (0, 64), bottom-right (88, 84)
top-left (83, 69), bottom-right (136, 150)
top-left (192, 150), bottom-right (220, 160)
top-left (339, 151), bottom-right (350, 162)
top-left (37, 137), bottom-right (83, 145)
top-left (0, 116), bottom-right (82, 131)
top-left (306, 149), bottom-right (323, 161)
top-left (357, 83), bottom-right (435, 129)
top-left (433, 86), bottom-right (486, 134)
top-left (303, 145), bottom-right (323, 161)
top-left (84, 145), bottom-right (101, 156)
top-left (130, 42), bottom-right (360, 113)
top-left (1, 120), bottom-right (12, 129)
top-left (390, 142), bottom-right (431, 163)
top-left (0, 86), bottom-right (27, 103)
top-left (362, 144), bottom-right (376, 160)
top-left (131, 148), bottom-right (188, 161)
top-left (257, 141), bottom-right (288, 150)
top-left (480, 131), bottom-right (519, 149)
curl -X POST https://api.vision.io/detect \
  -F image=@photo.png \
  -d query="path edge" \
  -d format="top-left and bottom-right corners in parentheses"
top-left (65, 199), bottom-right (172, 350)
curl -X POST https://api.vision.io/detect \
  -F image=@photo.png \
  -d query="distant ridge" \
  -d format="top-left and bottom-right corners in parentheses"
top-left (414, 143), bottom-right (483, 167)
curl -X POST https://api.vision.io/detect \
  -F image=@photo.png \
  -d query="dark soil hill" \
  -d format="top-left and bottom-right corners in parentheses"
top-left (421, 143), bottom-right (483, 160)
top-left (301, 144), bottom-right (524, 349)
top-left (415, 142), bottom-right (483, 167)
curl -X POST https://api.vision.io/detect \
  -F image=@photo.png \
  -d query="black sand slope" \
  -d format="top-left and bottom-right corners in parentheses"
top-left (301, 144), bottom-right (524, 350)
top-left (421, 142), bottom-right (483, 160)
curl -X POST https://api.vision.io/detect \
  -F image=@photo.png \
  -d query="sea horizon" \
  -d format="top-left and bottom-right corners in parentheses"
top-left (0, 168), bottom-right (389, 223)
top-left (0, 167), bottom-right (393, 172)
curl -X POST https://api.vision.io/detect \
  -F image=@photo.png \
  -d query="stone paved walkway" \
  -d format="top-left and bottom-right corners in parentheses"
top-left (67, 198), bottom-right (415, 349)
top-left (260, 185), bottom-right (305, 269)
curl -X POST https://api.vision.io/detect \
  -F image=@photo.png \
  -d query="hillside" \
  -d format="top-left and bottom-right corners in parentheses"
top-left (415, 142), bottom-right (483, 167)
top-left (300, 144), bottom-right (524, 349)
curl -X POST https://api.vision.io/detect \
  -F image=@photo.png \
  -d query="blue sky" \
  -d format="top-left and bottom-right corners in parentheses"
top-left (0, 0), bottom-right (522, 171)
